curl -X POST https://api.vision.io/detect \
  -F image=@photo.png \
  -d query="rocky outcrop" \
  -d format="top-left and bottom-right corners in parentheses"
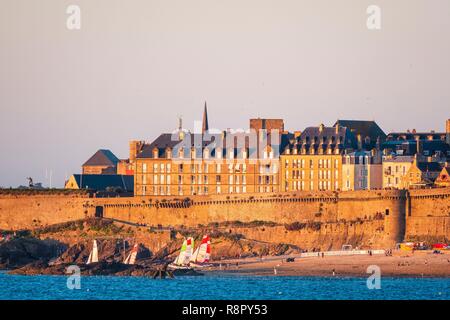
top-left (9, 260), bottom-right (201, 277)
top-left (0, 237), bottom-right (66, 269)
top-left (53, 240), bottom-right (152, 265)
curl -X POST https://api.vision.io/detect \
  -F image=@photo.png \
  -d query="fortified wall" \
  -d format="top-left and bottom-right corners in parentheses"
top-left (1, 188), bottom-right (449, 249)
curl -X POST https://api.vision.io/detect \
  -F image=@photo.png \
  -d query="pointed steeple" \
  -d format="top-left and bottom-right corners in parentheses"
top-left (202, 101), bottom-right (209, 134)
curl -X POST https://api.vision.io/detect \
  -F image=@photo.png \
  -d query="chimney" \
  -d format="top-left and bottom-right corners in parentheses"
top-left (129, 140), bottom-right (144, 163)
top-left (335, 123), bottom-right (340, 134)
top-left (416, 136), bottom-right (422, 155)
top-left (446, 119), bottom-right (450, 145)
top-left (357, 134), bottom-right (362, 150)
top-left (319, 123), bottom-right (325, 132)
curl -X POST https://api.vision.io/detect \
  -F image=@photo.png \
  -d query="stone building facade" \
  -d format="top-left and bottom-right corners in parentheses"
top-left (133, 107), bottom-right (290, 196)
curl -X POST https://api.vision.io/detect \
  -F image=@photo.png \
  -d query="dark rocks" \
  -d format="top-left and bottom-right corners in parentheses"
top-left (0, 237), bottom-right (66, 269)
top-left (9, 260), bottom-right (201, 278)
top-left (53, 240), bottom-right (152, 265)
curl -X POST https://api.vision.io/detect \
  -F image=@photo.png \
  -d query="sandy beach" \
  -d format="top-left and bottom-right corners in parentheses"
top-left (207, 251), bottom-right (450, 278)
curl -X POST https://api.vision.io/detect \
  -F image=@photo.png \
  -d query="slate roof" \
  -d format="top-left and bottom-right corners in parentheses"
top-left (416, 162), bottom-right (443, 173)
top-left (82, 150), bottom-right (120, 167)
top-left (386, 132), bottom-right (446, 142)
top-left (282, 125), bottom-right (357, 154)
top-left (137, 132), bottom-right (293, 159)
top-left (382, 140), bottom-right (450, 156)
top-left (72, 174), bottom-right (134, 192)
top-left (334, 120), bottom-right (386, 149)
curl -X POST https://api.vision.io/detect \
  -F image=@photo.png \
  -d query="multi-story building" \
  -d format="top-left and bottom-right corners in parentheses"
top-left (381, 119), bottom-right (450, 189)
top-left (382, 155), bottom-right (414, 189)
top-left (342, 150), bottom-right (382, 191)
top-left (133, 106), bottom-right (291, 196)
top-left (401, 159), bottom-right (442, 189)
top-left (280, 123), bottom-right (358, 192)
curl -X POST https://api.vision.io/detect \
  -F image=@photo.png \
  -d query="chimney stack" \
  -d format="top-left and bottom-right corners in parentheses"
top-left (129, 140), bottom-right (144, 163)
top-left (357, 134), bottom-right (362, 150)
top-left (319, 123), bottom-right (325, 132)
top-left (446, 119), bottom-right (450, 145)
top-left (416, 136), bottom-right (422, 155)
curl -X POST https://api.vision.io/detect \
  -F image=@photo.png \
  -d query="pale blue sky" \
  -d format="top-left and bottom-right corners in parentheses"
top-left (0, 0), bottom-right (449, 187)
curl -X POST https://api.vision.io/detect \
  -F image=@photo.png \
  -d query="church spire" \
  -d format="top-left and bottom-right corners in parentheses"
top-left (202, 101), bottom-right (209, 134)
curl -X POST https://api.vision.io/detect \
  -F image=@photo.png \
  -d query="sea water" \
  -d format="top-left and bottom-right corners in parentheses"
top-left (0, 272), bottom-right (448, 300)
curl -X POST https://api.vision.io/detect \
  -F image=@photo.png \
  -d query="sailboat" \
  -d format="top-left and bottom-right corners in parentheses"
top-left (124, 243), bottom-right (139, 265)
top-left (168, 237), bottom-right (195, 270)
top-left (190, 235), bottom-right (212, 268)
top-left (86, 239), bottom-right (99, 264)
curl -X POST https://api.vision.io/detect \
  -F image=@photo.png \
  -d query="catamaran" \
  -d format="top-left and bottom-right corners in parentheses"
top-left (124, 243), bottom-right (139, 265)
top-left (189, 235), bottom-right (211, 268)
top-left (86, 239), bottom-right (99, 264)
top-left (168, 237), bottom-right (195, 270)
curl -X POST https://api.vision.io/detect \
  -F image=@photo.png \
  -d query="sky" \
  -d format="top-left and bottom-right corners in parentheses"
top-left (0, 0), bottom-right (449, 188)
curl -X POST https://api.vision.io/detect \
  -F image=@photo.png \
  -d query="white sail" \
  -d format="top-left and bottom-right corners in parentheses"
top-left (87, 240), bottom-right (99, 264)
top-left (197, 243), bottom-right (209, 263)
top-left (174, 239), bottom-right (187, 265)
top-left (124, 243), bottom-right (139, 265)
top-left (190, 246), bottom-right (200, 262)
top-left (192, 235), bottom-right (211, 264)
top-left (182, 237), bottom-right (194, 265)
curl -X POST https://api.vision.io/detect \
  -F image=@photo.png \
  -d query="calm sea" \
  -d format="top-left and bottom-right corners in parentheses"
top-left (0, 272), bottom-right (448, 300)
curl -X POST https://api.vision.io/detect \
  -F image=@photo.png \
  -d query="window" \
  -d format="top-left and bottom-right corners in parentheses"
top-left (216, 175), bottom-right (221, 183)
top-left (142, 163), bottom-right (147, 173)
